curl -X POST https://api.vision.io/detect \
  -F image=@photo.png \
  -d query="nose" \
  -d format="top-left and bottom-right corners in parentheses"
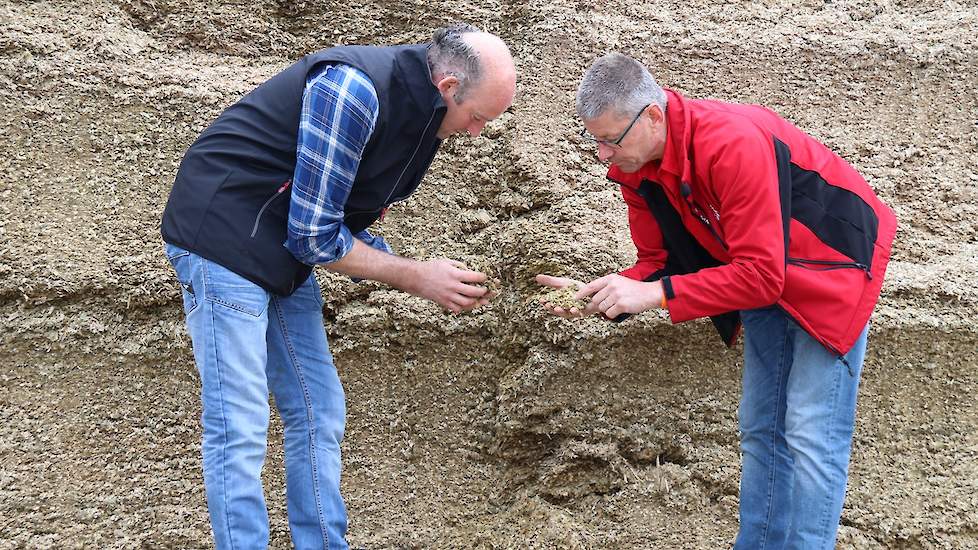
top-left (597, 143), bottom-right (615, 162)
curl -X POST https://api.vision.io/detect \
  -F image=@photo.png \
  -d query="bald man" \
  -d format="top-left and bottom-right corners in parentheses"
top-left (161, 24), bottom-right (516, 549)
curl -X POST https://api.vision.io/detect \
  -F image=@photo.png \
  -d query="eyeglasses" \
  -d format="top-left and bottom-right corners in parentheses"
top-left (579, 103), bottom-right (650, 147)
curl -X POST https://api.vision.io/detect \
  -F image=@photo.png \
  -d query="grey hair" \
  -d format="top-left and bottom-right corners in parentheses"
top-left (576, 52), bottom-right (667, 121)
top-left (427, 22), bottom-right (482, 103)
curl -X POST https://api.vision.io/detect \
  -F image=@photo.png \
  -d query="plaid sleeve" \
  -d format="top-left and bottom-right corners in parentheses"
top-left (285, 64), bottom-right (382, 265)
top-left (353, 229), bottom-right (393, 254)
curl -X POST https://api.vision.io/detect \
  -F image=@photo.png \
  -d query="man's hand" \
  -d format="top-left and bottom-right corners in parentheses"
top-left (577, 274), bottom-right (663, 319)
top-left (409, 259), bottom-right (490, 314)
top-left (322, 240), bottom-right (491, 314)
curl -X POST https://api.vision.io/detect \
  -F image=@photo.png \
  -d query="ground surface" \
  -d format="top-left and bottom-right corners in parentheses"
top-left (1, 0), bottom-right (977, 548)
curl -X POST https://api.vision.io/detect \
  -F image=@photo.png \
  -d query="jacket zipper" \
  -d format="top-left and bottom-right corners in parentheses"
top-left (250, 180), bottom-right (291, 238)
top-left (787, 257), bottom-right (873, 280)
top-left (344, 110), bottom-right (439, 217)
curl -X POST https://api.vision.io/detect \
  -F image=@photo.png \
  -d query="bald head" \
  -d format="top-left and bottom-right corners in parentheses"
top-left (463, 32), bottom-right (516, 92)
top-left (428, 23), bottom-right (516, 139)
top-left (427, 24), bottom-right (515, 105)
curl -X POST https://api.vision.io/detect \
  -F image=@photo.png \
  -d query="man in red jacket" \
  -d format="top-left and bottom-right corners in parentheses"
top-left (538, 53), bottom-right (896, 549)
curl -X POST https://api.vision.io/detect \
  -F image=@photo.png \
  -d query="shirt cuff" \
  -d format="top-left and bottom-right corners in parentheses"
top-left (354, 229), bottom-right (393, 255)
top-left (285, 223), bottom-right (356, 266)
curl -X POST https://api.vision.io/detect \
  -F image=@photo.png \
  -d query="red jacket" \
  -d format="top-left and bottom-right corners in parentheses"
top-left (610, 90), bottom-right (897, 355)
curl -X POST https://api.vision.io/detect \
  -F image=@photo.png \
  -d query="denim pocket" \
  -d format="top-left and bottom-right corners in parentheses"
top-left (201, 260), bottom-right (269, 318)
top-left (165, 244), bottom-right (199, 316)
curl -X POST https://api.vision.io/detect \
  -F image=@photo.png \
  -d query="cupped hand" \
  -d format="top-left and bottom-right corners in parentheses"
top-left (413, 259), bottom-right (490, 313)
top-left (577, 274), bottom-right (663, 319)
top-left (535, 274), bottom-right (589, 319)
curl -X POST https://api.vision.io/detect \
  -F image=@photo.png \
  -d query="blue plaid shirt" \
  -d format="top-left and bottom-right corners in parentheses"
top-left (286, 64), bottom-right (391, 265)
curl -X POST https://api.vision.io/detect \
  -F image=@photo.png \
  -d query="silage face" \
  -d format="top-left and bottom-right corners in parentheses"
top-left (1, 0), bottom-right (976, 548)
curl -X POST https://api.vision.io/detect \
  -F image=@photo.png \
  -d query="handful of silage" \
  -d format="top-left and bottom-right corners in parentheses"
top-left (539, 284), bottom-right (590, 311)
top-left (462, 261), bottom-right (501, 296)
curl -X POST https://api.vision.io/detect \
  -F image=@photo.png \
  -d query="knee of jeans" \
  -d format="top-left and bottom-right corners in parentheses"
top-left (787, 413), bottom-right (855, 466)
top-left (737, 401), bottom-right (770, 440)
top-left (279, 403), bottom-right (345, 444)
top-left (314, 404), bottom-right (346, 446)
top-left (202, 412), bottom-right (270, 455)
top-left (784, 409), bottom-right (826, 455)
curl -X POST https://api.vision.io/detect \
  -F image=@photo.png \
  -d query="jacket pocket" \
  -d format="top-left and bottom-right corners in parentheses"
top-left (787, 257), bottom-right (873, 280)
top-left (250, 180), bottom-right (292, 238)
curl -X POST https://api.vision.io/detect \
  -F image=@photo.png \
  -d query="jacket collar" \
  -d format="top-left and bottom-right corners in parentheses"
top-left (394, 44), bottom-right (447, 113)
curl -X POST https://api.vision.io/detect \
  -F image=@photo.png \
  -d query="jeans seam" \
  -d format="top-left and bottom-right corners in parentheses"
top-left (203, 259), bottom-right (236, 550)
top-left (816, 357), bottom-right (846, 546)
top-left (760, 314), bottom-right (790, 550)
top-left (273, 297), bottom-right (330, 548)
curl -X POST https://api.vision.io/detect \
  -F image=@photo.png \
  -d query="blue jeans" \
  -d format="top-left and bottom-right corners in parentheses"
top-left (734, 306), bottom-right (868, 550)
top-left (165, 244), bottom-right (348, 550)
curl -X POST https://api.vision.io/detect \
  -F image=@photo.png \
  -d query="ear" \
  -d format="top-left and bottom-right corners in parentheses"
top-left (435, 75), bottom-right (459, 96)
top-left (648, 104), bottom-right (664, 124)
